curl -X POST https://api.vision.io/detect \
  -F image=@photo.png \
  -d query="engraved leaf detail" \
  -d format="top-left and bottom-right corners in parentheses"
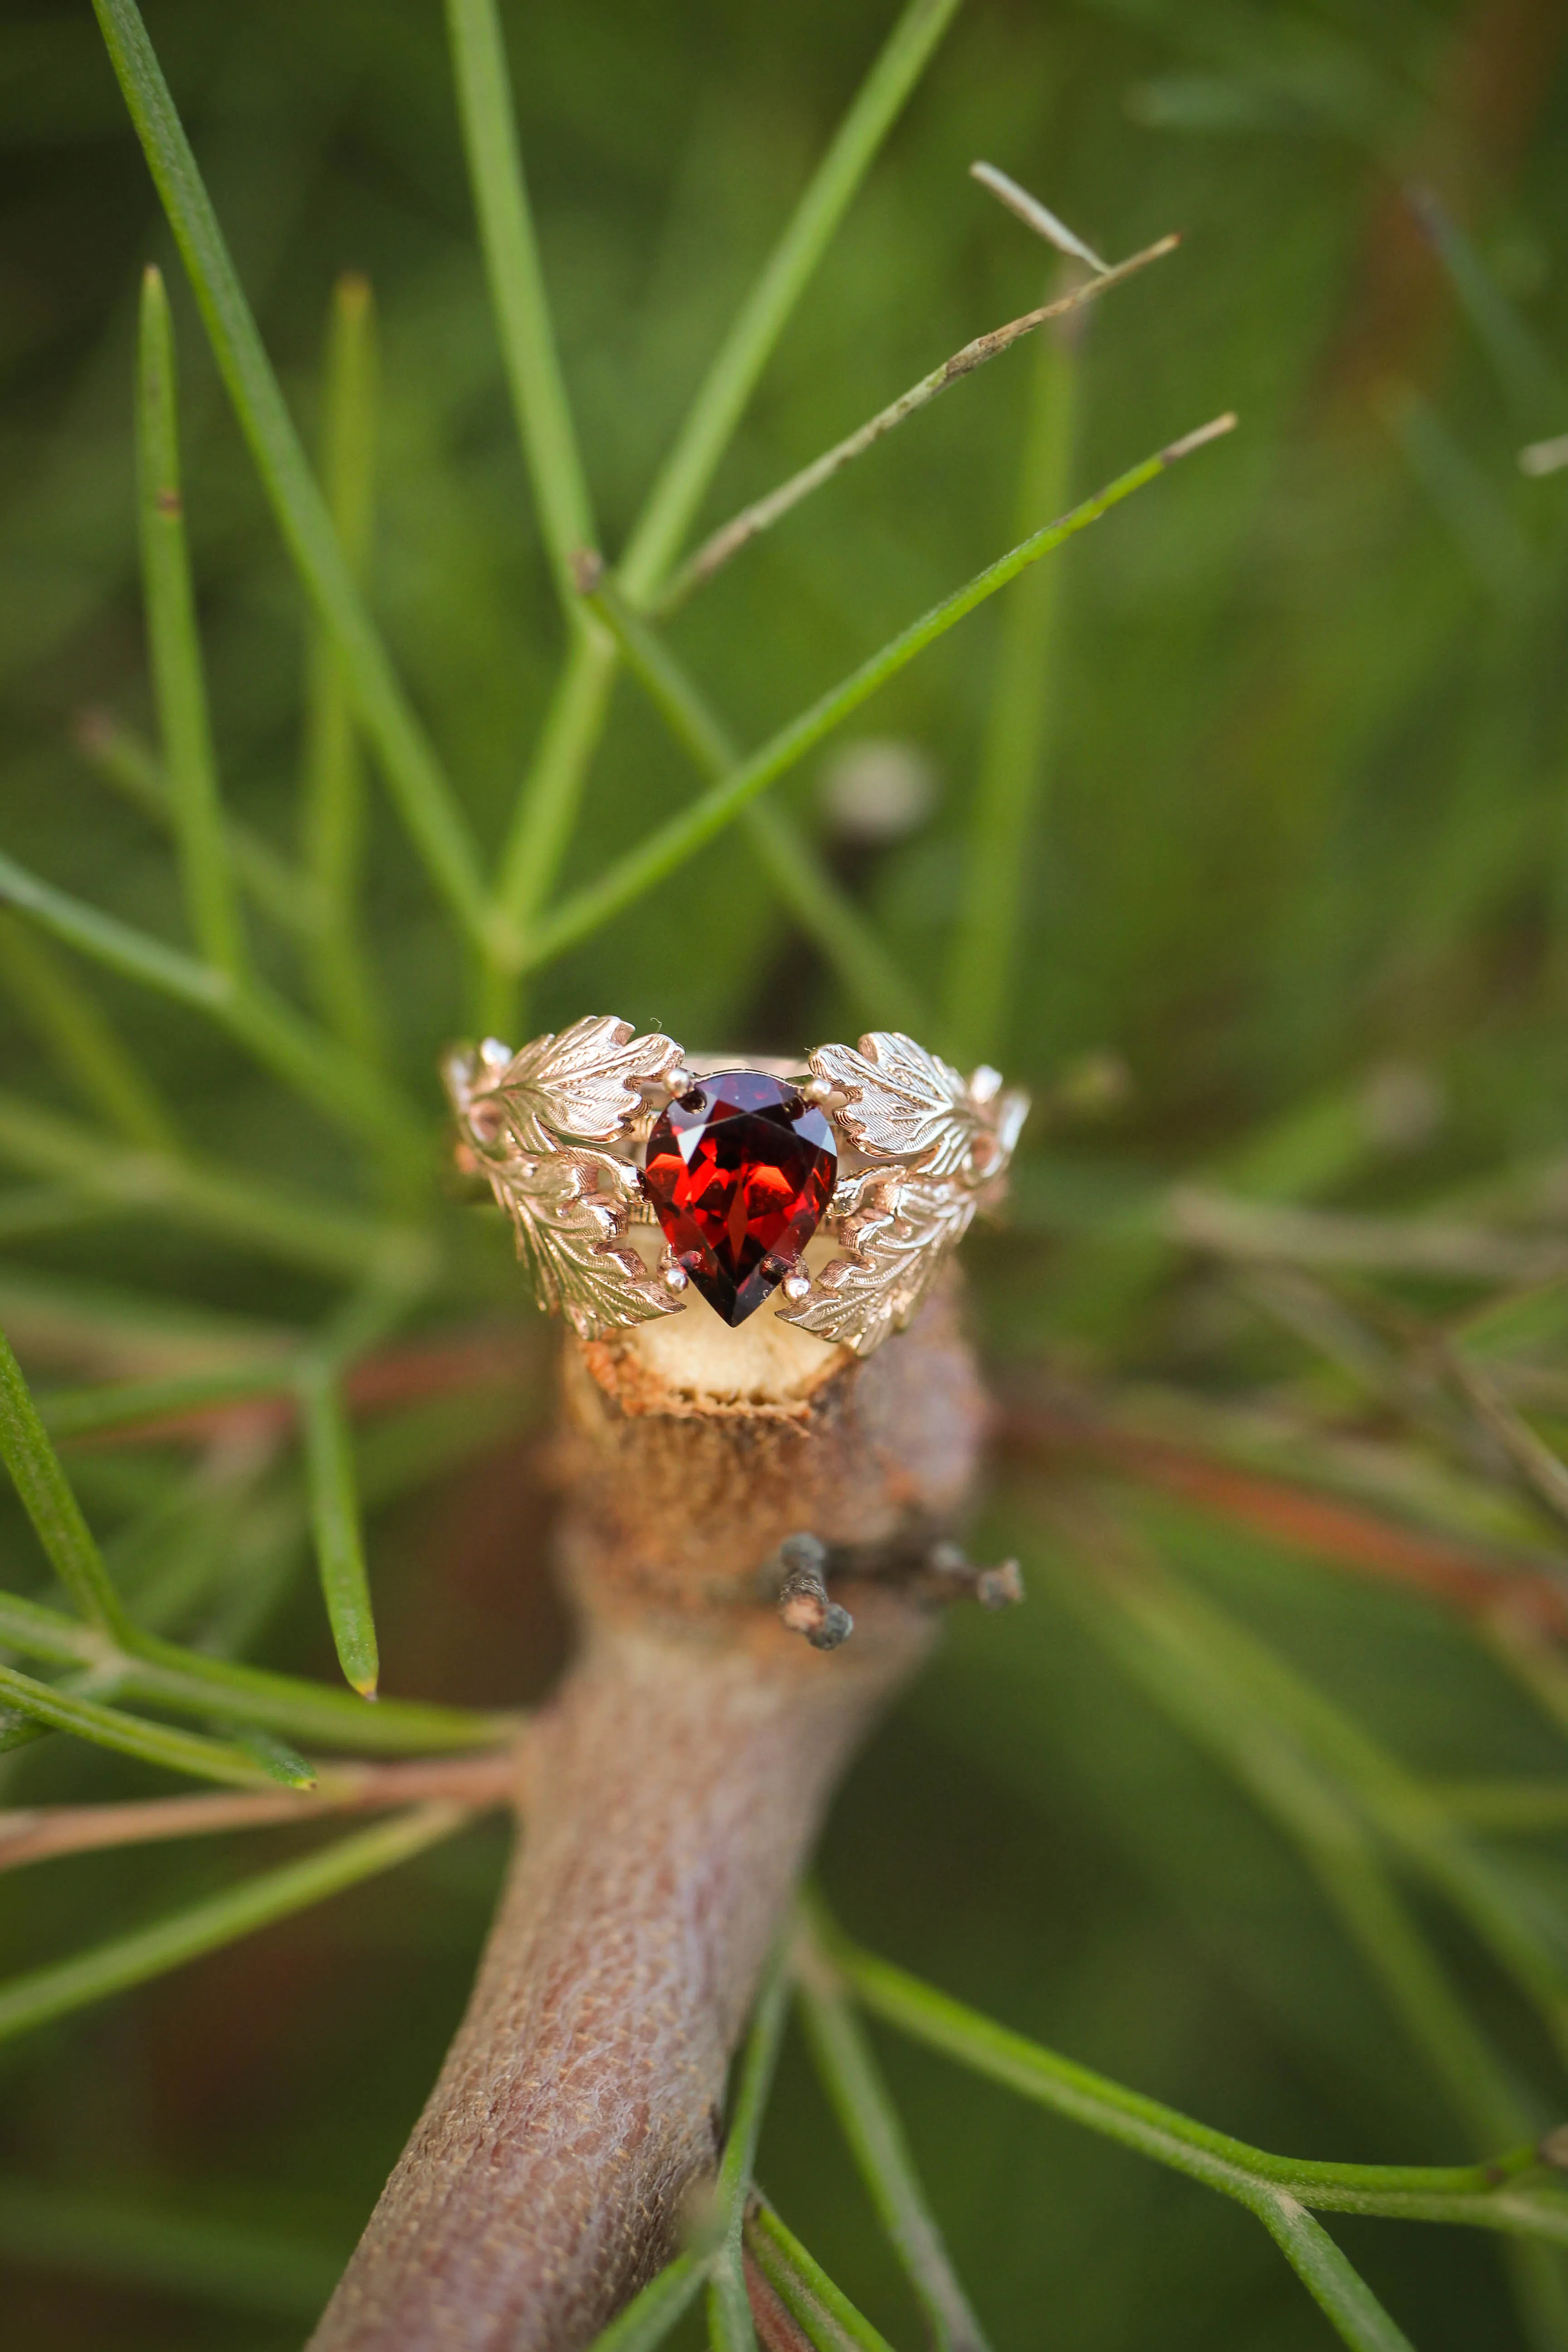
top-left (778, 1177), bottom-right (975, 1356)
top-left (492, 1016), bottom-right (680, 1152)
top-left (490, 1148), bottom-right (681, 1340)
top-left (809, 1031), bottom-right (978, 1176)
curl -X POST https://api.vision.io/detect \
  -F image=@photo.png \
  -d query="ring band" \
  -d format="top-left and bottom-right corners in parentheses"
top-left (444, 1017), bottom-right (1028, 1357)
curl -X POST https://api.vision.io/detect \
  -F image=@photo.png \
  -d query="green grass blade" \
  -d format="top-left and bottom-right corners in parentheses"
top-left (298, 1367), bottom-right (379, 1698)
top-left (0, 1802), bottom-right (465, 2046)
top-left (136, 265), bottom-right (245, 978)
top-left (0, 1324), bottom-right (130, 1633)
top-left (657, 235), bottom-right (1176, 617)
top-left (794, 1919), bottom-right (990, 2352)
top-left (707, 2255), bottom-right (756, 2352)
top-left (491, 0), bottom-right (963, 955)
top-left (489, 632), bottom-right (619, 983)
top-left (0, 1090), bottom-right (429, 1285)
top-left (618, 0), bottom-right (965, 603)
top-left (945, 303), bottom-right (1079, 1064)
top-left (301, 274), bottom-right (384, 1064)
top-left (1034, 1539), bottom-right (1532, 2152)
top-left (828, 1930), bottom-right (1545, 2213)
top-left (537, 420), bottom-right (1233, 972)
top-left (0, 1589), bottom-right (509, 1755)
top-left (77, 709), bottom-right (317, 941)
top-left (707, 1943), bottom-right (794, 2352)
top-left (1252, 2195), bottom-right (1418, 2352)
top-left (1112, 1553), bottom-right (1568, 2071)
top-left (0, 913), bottom-right (179, 1152)
top-left (743, 2199), bottom-right (897, 2352)
top-left (0, 851), bottom-right (424, 1160)
top-left (446, 0), bottom-right (597, 603)
top-left (0, 1661), bottom-right (302, 1791)
top-left (91, 0), bottom-right (490, 946)
top-left (587, 573), bottom-right (928, 1028)
top-left (582, 2251), bottom-right (707, 2352)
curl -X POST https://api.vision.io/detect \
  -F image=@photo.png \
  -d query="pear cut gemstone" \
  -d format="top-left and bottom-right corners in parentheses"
top-left (642, 1070), bottom-right (837, 1327)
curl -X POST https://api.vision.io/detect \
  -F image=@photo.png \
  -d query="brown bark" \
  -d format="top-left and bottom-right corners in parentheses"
top-left (310, 1279), bottom-right (985, 2352)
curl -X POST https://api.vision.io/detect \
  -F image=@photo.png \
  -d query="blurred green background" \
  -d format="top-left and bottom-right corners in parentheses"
top-left (4, 0), bottom-right (1568, 2346)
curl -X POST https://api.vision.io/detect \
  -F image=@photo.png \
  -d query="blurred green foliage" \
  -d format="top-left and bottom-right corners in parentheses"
top-left (4, 0), bottom-right (1568, 2347)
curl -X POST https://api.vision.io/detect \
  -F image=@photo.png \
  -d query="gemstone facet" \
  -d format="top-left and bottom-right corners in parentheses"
top-left (642, 1070), bottom-right (838, 1327)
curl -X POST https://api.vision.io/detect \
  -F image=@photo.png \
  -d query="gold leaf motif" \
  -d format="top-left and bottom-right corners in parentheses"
top-left (442, 1030), bottom-right (686, 1340)
top-left (808, 1031), bottom-right (980, 1177)
top-left (778, 1176), bottom-right (975, 1356)
top-left (489, 1015), bottom-right (681, 1153)
top-left (489, 1147), bottom-right (682, 1340)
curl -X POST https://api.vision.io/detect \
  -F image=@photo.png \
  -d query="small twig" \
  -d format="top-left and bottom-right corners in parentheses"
top-left (769, 1534), bottom-right (854, 1651)
top-left (0, 1749), bottom-right (521, 1874)
top-left (656, 231), bottom-right (1180, 612)
top-left (924, 1540), bottom-right (1024, 1612)
top-left (969, 160), bottom-right (1108, 272)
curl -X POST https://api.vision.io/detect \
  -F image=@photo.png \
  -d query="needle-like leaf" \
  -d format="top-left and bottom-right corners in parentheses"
top-left (544, 419), bottom-right (1234, 971)
top-left (301, 274), bottom-right (384, 1064)
top-left (137, 265), bottom-right (245, 978)
top-left (0, 1803), bottom-right (466, 2046)
top-left (92, 0), bottom-right (491, 946)
top-left (298, 1366), bottom-right (379, 1699)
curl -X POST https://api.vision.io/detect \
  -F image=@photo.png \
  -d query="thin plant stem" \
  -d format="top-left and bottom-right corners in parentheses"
top-left (0, 850), bottom-right (425, 1164)
top-left (583, 2251), bottom-right (708, 2352)
top-left (76, 708), bottom-right (316, 941)
top-left (92, 0), bottom-right (491, 948)
top-left (945, 282), bottom-right (1080, 1064)
top-left (658, 235), bottom-right (1174, 615)
top-left (0, 1589), bottom-right (510, 1755)
top-left (0, 1802), bottom-right (468, 2046)
top-left (1031, 1521), bottom-right (1532, 2152)
top-left (743, 2198), bottom-right (897, 2352)
top-left (1252, 2199), bottom-right (1417, 2352)
top-left (136, 265), bottom-right (245, 977)
top-left (489, 0), bottom-right (964, 970)
top-left (297, 1366), bottom-right (379, 1698)
top-left (486, 632), bottom-right (618, 1018)
top-left (0, 1751), bottom-right (518, 1872)
top-left (0, 1324), bottom-right (131, 1635)
top-left (585, 572), bottom-right (929, 1028)
top-left (0, 1090), bottom-right (431, 1285)
top-left (709, 1945), bottom-right (793, 2352)
top-left (0, 914), bottom-right (180, 1153)
top-left (794, 1907), bottom-right (989, 2352)
top-left (969, 162), bottom-right (1110, 273)
top-left (301, 273), bottom-right (384, 1064)
top-left (0, 1661), bottom-right (305, 1792)
top-left (828, 1927), bottom-right (1562, 2225)
top-left (1114, 1552), bottom-right (1568, 2071)
top-left (446, 0), bottom-right (598, 608)
top-left (541, 420), bottom-right (1234, 973)
top-left (619, 0), bottom-right (965, 605)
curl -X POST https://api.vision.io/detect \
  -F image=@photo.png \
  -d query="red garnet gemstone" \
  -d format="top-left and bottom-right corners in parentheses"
top-left (642, 1070), bottom-right (837, 1328)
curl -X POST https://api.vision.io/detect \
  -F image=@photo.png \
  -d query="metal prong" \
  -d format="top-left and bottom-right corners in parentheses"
top-left (658, 1245), bottom-right (690, 1295)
